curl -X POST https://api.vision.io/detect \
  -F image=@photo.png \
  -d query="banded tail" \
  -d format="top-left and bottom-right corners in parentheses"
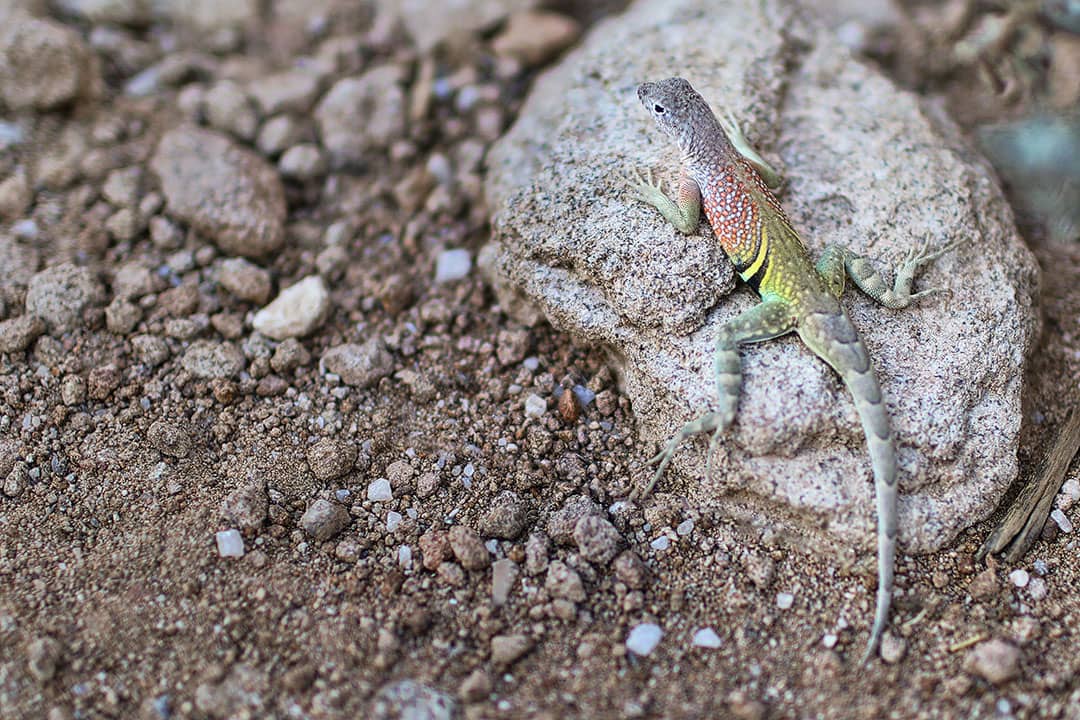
top-left (797, 309), bottom-right (897, 663)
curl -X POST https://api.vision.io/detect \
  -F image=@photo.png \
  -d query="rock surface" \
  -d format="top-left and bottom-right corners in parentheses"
top-left (151, 126), bottom-right (286, 258)
top-left (481, 0), bottom-right (1040, 554)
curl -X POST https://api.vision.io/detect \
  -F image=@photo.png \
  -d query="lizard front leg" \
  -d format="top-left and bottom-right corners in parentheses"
top-left (635, 299), bottom-right (796, 499)
top-left (718, 109), bottom-right (784, 190)
top-left (816, 239), bottom-right (962, 308)
top-left (626, 168), bottom-right (702, 234)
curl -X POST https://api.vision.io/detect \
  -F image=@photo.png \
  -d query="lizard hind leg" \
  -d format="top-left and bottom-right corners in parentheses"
top-left (635, 299), bottom-right (796, 500)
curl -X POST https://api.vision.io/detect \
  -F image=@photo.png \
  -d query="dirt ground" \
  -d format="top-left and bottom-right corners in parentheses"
top-left (0, 2), bottom-right (1079, 719)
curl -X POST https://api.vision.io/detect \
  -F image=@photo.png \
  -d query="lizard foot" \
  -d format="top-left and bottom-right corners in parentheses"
top-left (633, 411), bottom-right (727, 501)
top-left (893, 236), bottom-right (964, 303)
top-left (623, 167), bottom-right (668, 206)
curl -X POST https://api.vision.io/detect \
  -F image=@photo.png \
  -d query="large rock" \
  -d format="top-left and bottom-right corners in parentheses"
top-left (151, 126), bottom-right (286, 258)
top-left (481, 0), bottom-right (1040, 555)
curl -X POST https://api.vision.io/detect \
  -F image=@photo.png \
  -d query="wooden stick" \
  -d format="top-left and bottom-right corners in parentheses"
top-left (978, 408), bottom-right (1080, 563)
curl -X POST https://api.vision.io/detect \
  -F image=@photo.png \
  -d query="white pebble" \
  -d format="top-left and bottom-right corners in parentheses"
top-left (650, 535), bottom-right (670, 551)
top-left (522, 357), bottom-right (540, 371)
top-left (215, 529), bottom-right (244, 558)
top-left (386, 510), bottom-right (403, 532)
top-left (367, 478), bottom-right (393, 502)
top-left (398, 545), bottom-right (412, 569)
top-left (1008, 568), bottom-right (1030, 588)
top-left (776, 592), bottom-right (794, 610)
top-left (625, 623), bottom-right (663, 656)
top-left (676, 519), bottom-right (695, 536)
top-left (1050, 508), bottom-right (1073, 533)
top-left (492, 558), bottom-right (517, 606)
top-left (692, 628), bottom-right (722, 649)
top-left (1057, 478), bottom-right (1080, 510)
top-left (434, 248), bottom-right (471, 283)
top-left (823, 633), bottom-right (838, 648)
top-left (1027, 577), bottom-right (1047, 600)
top-left (524, 394), bottom-right (546, 418)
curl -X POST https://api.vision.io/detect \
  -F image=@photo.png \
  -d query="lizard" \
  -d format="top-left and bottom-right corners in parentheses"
top-left (626, 77), bottom-right (958, 662)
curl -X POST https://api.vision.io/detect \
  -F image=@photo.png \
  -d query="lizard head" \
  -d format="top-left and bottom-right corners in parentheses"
top-left (637, 77), bottom-right (721, 158)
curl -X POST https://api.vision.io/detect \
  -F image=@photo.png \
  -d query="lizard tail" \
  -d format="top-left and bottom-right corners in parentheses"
top-left (841, 354), bottom-right (897, 664)
top-left (798, 311), bottom-right (897, 663)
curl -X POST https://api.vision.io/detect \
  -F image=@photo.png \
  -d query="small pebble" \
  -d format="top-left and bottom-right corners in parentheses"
top-left (1008, 569), bottom-right (1030, 588)
top-left (964, 638), bottom-right (1022, 685)
top-left (398, 545), bottom-right (412, 570)
top-left (1050, 508), bottom-right (1073, 533)
top-left (448, 526), bottom-right (490, 571)
top-left (491, 634), bottom-right (532, 667)
top-left (545, 560), bottom-right (586, 602)
top-left (1058, 478), bottom-right (1080, 510)
top-left (626, 623), bottom-right (663, 656)
top-left (252, 275), bottom-right (330, 340)
top-left (434, 248), bottom-right (471, 283)
top-left (300, 499), bottom-right (351, 541)
top-left (368, 478), bottom-right (393, 502)
top-left (879, 632), bottom-right (907, 664)
top-left (776, 592), bottom-right (794, 610)
top-left (1027, 577), bottom-right (1047, 600)
top-left (650, 535), bottom-right (670, 551)
top-left (492, 558), bottom-right (518, 606)
top-left (215, 529), bottom-right (244, 558)
top-left (524, 394), bottom-right (546, 418)
top-left (822, 633), bottom-right (838, 649)
top-left (692, 628), bottom-right (722, 649)
top-left (476, 490), bottom-right (530, 539)
top-left (386, 511), bottom-right (403, 532)
top-left (676, 519), bottom-right (694, 536)
top-left (573, 515), bottom-right (623, 565)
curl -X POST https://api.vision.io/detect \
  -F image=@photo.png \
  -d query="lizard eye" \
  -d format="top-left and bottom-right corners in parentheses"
top-left (653, 104), bottom-right (665, 114)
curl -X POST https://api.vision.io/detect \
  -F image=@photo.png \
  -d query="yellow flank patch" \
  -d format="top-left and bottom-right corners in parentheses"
top-left (740, 225), bottom-right (769, 281)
